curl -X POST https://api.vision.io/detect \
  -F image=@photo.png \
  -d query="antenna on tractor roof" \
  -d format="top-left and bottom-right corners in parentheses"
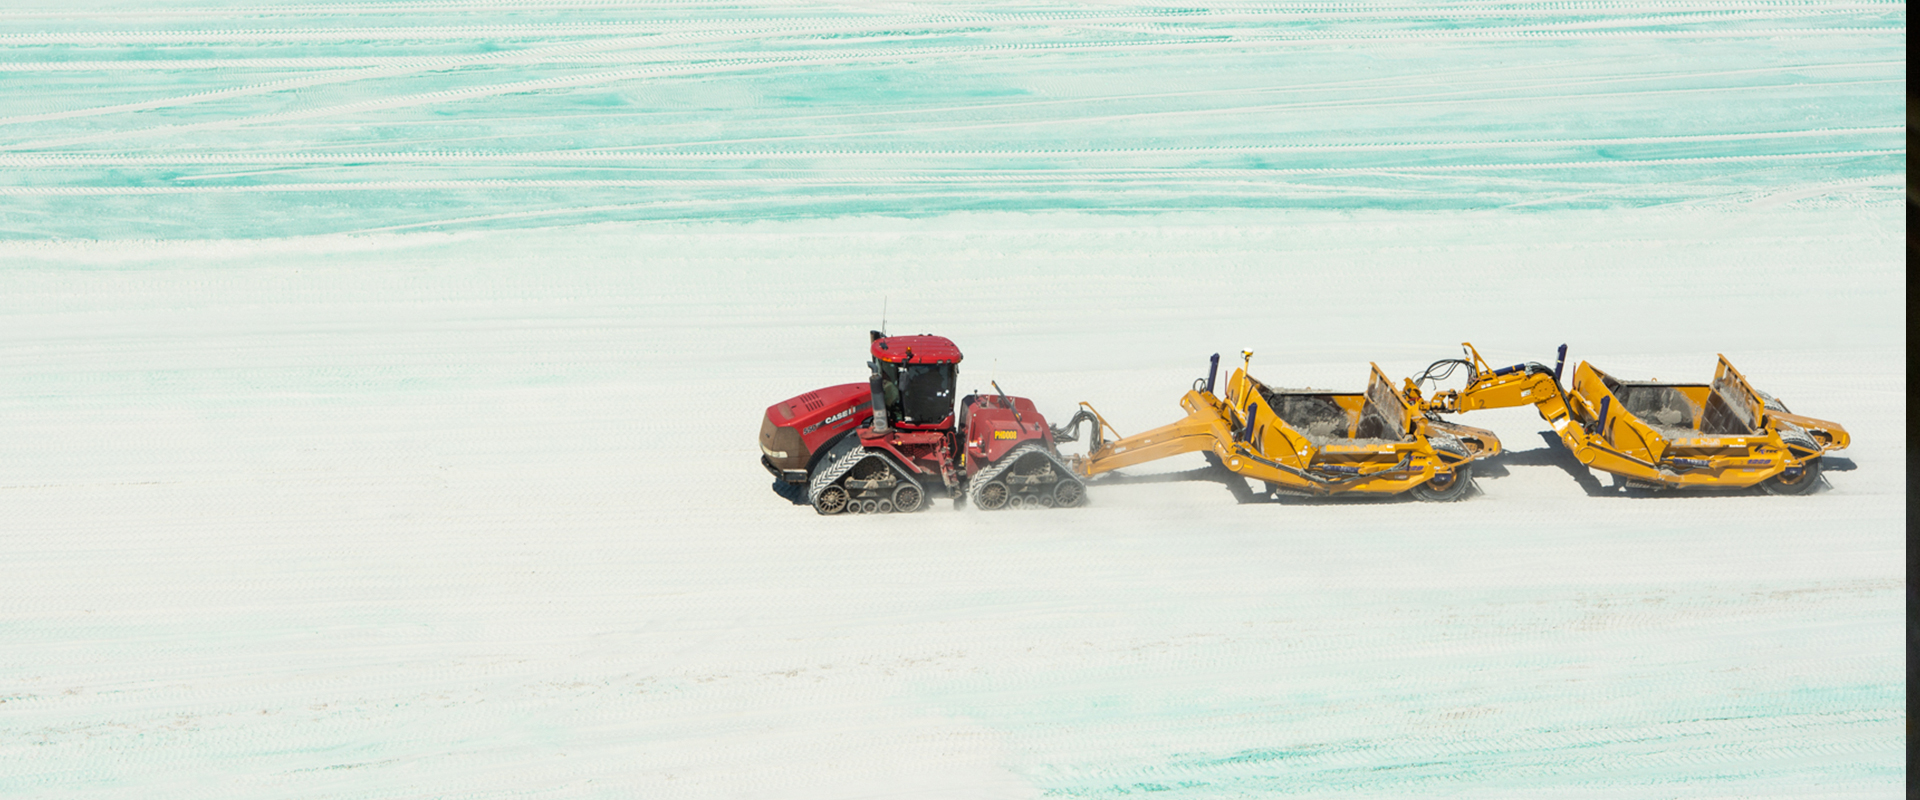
top-left (881, 296), bottom-right (888, 338)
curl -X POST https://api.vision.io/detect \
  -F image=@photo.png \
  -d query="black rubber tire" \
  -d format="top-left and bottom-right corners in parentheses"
top-left (1410, 466), bottom-right (1474, 502)
top-left (1759, 459), bottom-right (1823, 496)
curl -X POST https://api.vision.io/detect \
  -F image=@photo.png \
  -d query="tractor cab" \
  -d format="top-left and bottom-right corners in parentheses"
top-left (869, 332), bottom-right (962, 430)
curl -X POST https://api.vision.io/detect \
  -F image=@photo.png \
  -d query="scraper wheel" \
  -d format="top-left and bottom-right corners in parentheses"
top-left (1410, 466), bottom-right (1473, 503)
top-left (1759, 459), bottom-right (1822, 496)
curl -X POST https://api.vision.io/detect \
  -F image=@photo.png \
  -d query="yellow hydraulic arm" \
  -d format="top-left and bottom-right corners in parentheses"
top-left (1404, 343), bottom-right (1575, 426)
top-left (1406, 342), bottom-right (1849, 493)
top-left (1406, 342), bottom-right (1683, 478)
top-left (1060, 392), bottom-right (1232, 479)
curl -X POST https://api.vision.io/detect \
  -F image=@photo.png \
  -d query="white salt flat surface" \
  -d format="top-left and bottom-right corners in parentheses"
top-left (0, 208), bottom-right (1903, 798)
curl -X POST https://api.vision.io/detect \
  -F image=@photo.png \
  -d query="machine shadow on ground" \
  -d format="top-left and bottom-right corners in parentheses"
top-left (773, 433), bottom-right (1856, 507)
top-left (1476, 432), bottom-right (1851, 499)
top-left (771, 479), bottom-right (808, 505)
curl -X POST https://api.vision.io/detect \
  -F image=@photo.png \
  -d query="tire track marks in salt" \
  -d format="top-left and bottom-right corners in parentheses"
top-left (575, 77), bottom-right (1904, 153)
top-left (2, 0), bottom-right (1898, 31)
top-left (0, 126), bottom-right (1896, 167)
top-left (978, 582), bottom-right (1902, 796)
top-left (622, 57), bottom-right (1896, 128)
top-left (0, 3), bottom-right (1894, 141)
top-left (0, 2), bottom-right (792, 19)
top-left (315, 175), bottom-right (1739, 234)
top-left (0, 0), bottom-right (1899, 234)
top-left (2, 45), bottom-right (1896, 153)
top-left (0, 10), bottom-right (1647, 45)
top-left (0, 149), bottom-right (1899, 195)
top-left (0, 36), bottom-right (676, 128)
top-left (0, 0), bottom-right (1898, 16)
top-left (0, 13), bottom-right (1073, 126)
top-left (0, 36), bottom-right (1561, 150)
top-left (2, 16), bottom-right (1894, 46)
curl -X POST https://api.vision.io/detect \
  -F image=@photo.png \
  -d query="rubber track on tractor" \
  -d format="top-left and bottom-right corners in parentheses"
top-left (808, 444), bottom-right (926, 515)
top-left (967, 441), bottom-right (1087, 511)
top-left (807, 442), bottom-right (867, 503)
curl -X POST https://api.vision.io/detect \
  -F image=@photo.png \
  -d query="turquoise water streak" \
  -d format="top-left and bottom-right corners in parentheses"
top-left (0, 1), bottom-right (1905, 238)
top-left (915, 581), bottom-right (1903, 796)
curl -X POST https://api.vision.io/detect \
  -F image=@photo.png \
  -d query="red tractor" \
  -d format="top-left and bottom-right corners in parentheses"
top-left (759, 332), bottom-right (1087, 514)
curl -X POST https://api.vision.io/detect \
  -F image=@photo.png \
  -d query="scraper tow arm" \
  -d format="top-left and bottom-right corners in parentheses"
top-left (1404, 342), bottom-right (1849, 493)
top-left (1060, 351), bottom-right (1491, 500)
